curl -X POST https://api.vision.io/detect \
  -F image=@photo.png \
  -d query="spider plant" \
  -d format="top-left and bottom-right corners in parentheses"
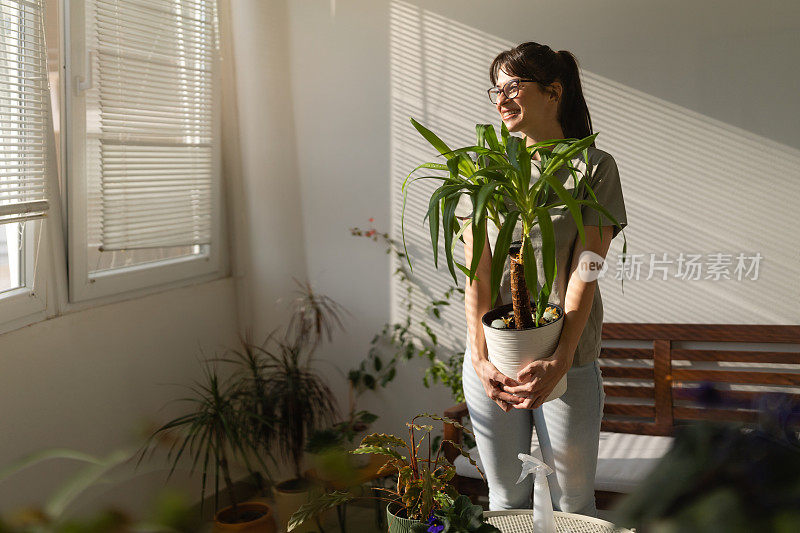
top-left (401, 119), bottom-right (628, 329)
top-left (138, 361), bottom-right (274, 520)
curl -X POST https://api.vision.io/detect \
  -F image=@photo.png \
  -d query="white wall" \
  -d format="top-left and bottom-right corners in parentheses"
top-left (0, 278), bottom-right (240, 514)
top-left (228, 0), bottom-right (309, 340)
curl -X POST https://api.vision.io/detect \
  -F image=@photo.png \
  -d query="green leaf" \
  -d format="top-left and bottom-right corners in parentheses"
top-left (288, 491), bottom-right (353, 532)
top-left (534, 206), bottom-right (556, 301)
top-left (352, 445), bottom-right (405, 462)
top-left (47, 448), bottom-right (136, 519)
top-left (539, 170), bottom-right (585, 244)
top-left (454, 261), bottom-right (480, 282)
top-left (441, 195), bottom-right (460, 284)
top-left (410, 117), bottom-right (475, 177)
top-left (490, 211), bottom-right (519, 306)
top-left (428, 192), bottom-right (441, 268)
top-left (480, 123), bottom-right (501, 152)
top-left (468, 215), bottom-right (486, 283)
top-left (522, 238), bottom-right (539, 312)
top-left (360, 433), bottom-right (408, 449)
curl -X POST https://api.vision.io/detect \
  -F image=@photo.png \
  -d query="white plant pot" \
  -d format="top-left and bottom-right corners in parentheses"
top-left (481, 302), bottom-right (567, 403)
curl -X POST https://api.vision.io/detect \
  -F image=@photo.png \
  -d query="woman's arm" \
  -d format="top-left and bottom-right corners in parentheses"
top-left (552, 223), bottom-right (615, 367)
top-left (462, 218), bottom-right (521, 411)
top-left (462, 219), bottom-right (493, 365)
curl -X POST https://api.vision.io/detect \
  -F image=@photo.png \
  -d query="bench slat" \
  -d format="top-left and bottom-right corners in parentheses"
top-left (671, 349), bottom-right (800, 364)
top-left (604, 385), bottom-right (655, 398)
top-left (604, 404), bottom-right (655, 418)
top-left (599, 347), bottom-right (653, 360)
top-left (671, 368), bottom-right (800, 386)
top-left (599, 366), bottom-right (654, 379)
top-left (602, 323), bottom-right (800, 343)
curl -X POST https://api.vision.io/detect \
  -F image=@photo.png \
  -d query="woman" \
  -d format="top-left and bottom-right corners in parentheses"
top-left (458, 42), bottom-right (628, 516)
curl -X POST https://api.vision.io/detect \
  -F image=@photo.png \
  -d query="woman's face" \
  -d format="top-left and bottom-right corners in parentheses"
top-left (494, 66), bottom-right (561, 136)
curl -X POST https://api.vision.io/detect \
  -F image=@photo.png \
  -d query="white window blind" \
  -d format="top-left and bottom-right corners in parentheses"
top-left (0, 0), bottom-right (50, 225)
top-left (85, 0), bottom-right (216, 251)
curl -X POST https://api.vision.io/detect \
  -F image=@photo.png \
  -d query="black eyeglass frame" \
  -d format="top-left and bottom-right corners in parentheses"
top-left (487, 78), bottom-right (539, 104)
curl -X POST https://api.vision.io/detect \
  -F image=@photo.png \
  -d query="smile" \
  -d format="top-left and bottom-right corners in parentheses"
top-left (501, 109), bottom-right (520, 119)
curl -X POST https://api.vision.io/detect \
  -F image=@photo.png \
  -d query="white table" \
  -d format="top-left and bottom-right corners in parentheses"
top-left (484, 510), bottom-right (635, 533)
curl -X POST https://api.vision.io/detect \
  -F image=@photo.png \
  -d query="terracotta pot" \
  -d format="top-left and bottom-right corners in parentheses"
top-left (481, 302), bottom-right (567, 403)
top-left (386, 502), bottom-right (422, 533)
top-left (212, 501), bottom-right (277, 533)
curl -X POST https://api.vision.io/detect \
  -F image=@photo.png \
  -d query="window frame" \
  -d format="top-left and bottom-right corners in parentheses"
top-left (63, 0), bottom-right (225, 303)
top-left (0, 0), bottom-right (56, 333)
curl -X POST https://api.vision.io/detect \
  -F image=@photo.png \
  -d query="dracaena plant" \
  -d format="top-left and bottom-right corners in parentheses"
top-left (287, 413), bottom-right (486, 531)
top-left (401, 118), bottom-right (628, 328)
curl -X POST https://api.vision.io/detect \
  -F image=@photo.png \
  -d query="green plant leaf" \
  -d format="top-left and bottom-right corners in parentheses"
top-left (352, 445), bottom-right (405, 462)
top-left (288, 491), bottom-right (353, 532)
top-left (479, 123), bottom-right (501, 152)
top-left (441, 195), bottom-right (460, 284)
top-left (490, 211), bottom-right (519, 306)
top-left (500, 120), bottom-right (510, 148)
top-left (534, 206), bottom-right (556, 301)
top-left (522, 238), bottom-right (539, 312)
top-left (539, 170), bottom-right (585, 244)
top-left (410, 117), bottom-right (475, 177)
top-left (360, 433), bottom-right (408, 449)
top-left (46, 448), bottom-right (136, 519)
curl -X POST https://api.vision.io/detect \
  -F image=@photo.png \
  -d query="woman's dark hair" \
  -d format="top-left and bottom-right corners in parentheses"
top-left (490, 42), bottom-right (594, 146)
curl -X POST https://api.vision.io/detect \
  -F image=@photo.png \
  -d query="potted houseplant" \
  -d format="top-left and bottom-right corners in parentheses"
top-left (225, 279), bottom-right (345, 532)
top-left (138, 362), bottom-right (278, 532)
top-left (401, 119), bottom-right (628, 400)
top-left (287, 413), bottom-right (499, 533)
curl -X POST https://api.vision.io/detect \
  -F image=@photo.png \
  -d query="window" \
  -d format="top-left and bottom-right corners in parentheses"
top-left (66, 0), bottom-right (223, 302)
top-left (0, 0), bottom-right (51, 326)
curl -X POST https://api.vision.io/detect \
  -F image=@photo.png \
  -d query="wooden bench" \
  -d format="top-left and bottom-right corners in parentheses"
top-left (443, 323), bottom-right (800, 508)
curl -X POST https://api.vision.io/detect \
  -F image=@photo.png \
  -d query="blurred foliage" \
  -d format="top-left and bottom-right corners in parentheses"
top-left (612, 391), bottom-right (800, 532)
top-left (0, 447), bottom-right (201, 533)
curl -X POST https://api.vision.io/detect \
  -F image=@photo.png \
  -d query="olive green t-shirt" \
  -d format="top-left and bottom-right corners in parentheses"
top-left (456, 146), bottom-right (628, 368)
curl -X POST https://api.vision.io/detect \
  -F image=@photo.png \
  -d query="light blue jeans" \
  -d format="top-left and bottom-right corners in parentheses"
top-left (462, 342), bottom-right (606, 516)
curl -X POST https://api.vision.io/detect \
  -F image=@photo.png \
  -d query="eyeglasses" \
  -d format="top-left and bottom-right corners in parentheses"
top-left (488, 79), bottom-right (538, 104)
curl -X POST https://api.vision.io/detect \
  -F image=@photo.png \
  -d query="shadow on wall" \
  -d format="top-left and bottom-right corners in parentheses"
top-left (388, 0), bottom-right (800, 333)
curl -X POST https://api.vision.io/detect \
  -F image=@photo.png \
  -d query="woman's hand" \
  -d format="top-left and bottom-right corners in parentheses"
top-left (503, 347), bottom-right (570, 410)
top-left (473, 358), bottom-right (523, 412)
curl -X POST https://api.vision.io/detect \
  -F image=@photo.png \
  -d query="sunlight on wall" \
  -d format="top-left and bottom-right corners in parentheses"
top-left (389, 0), bottom-right (799, 357)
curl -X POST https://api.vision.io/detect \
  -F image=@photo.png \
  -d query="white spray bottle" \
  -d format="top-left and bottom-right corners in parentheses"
top-left (516, 452), bottom-right (556, 533)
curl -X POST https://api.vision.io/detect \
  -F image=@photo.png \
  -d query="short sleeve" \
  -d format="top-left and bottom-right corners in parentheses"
top-left (454, 194), bottom-right (472, 220)
top-left (581, 154), bottom-right (628, 239)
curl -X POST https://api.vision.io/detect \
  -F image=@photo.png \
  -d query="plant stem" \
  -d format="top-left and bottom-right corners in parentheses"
top-left (509, 242), bottom-right (534, 329)
top-left (219, 445), bottom-right (239, 519)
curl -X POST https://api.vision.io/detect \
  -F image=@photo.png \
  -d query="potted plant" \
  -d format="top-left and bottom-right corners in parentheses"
top-left (225, 279), bottom-right (346, 532)
top-left (138, 362), bottom-right (278, 532)
top-left (287, 413), bottom-right (499, 533)
top-left (401, 119), bottom-right (628, 399)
